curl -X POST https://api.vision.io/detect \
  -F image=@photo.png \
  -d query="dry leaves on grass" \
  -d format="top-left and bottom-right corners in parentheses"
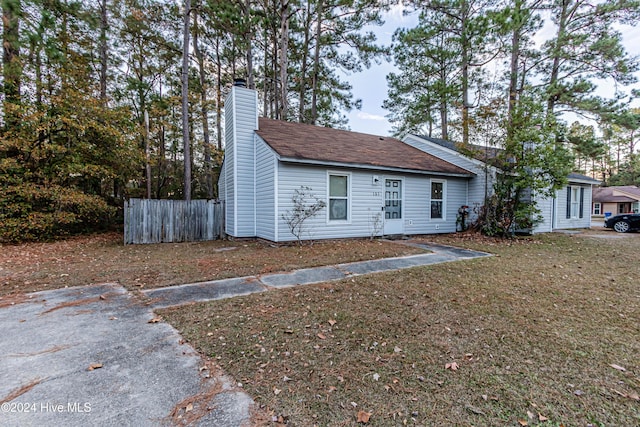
top-left (1, 233), bottom-right (426, 297)
top-left (445, 362), bottom-right (459, 371)
top-left (356, 410), bottom-right (372, 423)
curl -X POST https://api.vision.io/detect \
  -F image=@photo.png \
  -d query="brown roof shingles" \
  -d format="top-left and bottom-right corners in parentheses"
top-left (593, 186), bottom-right (640, 203)
top-left (255, 118), bottom-right (472, 176)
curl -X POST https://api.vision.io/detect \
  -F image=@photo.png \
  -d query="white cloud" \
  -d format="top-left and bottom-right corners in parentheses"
top-left (357, 112), bottom-right (387, 121)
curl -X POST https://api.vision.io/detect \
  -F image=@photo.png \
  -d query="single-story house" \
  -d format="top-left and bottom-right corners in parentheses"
top-left (219, 84), bottom-right (599, 242)
top-left (219, 84), bottom-right (476, 242)
top-left (592, 186), bottom-right (640, 216)
top-left (400, 135), bottom-right (600, 233)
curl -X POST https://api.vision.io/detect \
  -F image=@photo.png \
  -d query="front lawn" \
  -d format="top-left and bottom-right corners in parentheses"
top-left (162, 232), bottom-right (640, 426)
top-left (0, 233), bottom-right (425, 297)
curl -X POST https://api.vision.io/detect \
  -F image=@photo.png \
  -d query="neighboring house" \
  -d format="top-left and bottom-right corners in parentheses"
top-left (404, 135), bottom-right (600, 233)
top-left (592, 186), bottom-right (640, 216)
top-left (219, 84), bottom-right (475, 242)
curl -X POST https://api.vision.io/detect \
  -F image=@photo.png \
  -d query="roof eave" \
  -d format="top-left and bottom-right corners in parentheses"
top-left (278, 156), bottom-right (475, 178)
top-left (568, 177), bottom-right (600, 185)
top-left (405, 134), bottom-right (501, 173)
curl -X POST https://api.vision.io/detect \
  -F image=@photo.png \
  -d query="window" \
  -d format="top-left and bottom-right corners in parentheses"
top-left (566, 186), bottom-right (584, 219)
top-left (593, 203), bottom-right (601, 215)
top-left (329, 174), bottom-right (349, 221)
top-left (385, 179), bottom-right (402, 219)
top-left (431, 181), bottom-right (445, 219)
top-left (571, 187), bottom-right (580, 218)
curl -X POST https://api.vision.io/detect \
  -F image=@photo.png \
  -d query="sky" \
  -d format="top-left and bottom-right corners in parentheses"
top-left (342, 5), bottom-right (640, 138)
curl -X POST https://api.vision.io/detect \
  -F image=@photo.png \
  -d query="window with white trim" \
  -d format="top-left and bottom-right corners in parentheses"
top-left (328, 174), bottom-right (349, 221)
top-left (571, 187), bottom-right (580, 218)
top-left (566, 185), bottom-right (584, 219)
top-left (430, 180), bottom-right (445, 219)
top-left (593, 202), bottom-right (601, 215)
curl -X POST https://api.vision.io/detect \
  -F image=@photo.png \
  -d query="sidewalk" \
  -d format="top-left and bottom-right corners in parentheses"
top-left (142, 242), bottom-right (491, 309)
top-left (0, 240), bottom-right (490, 426)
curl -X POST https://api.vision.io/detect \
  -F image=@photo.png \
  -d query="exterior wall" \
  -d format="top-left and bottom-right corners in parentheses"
top-left (255, 137), bottom-right (277, 241)
top-left (223, 86), bottom-right (259, 237)
top-left (532, 192), bottom-right (554, 233)
top-left (599, 201), bottom-right (638, 215)
top-left (555, 184), bottom-right (592, 229)
top-left (275, 163), bottom-right (468, 242)
top-left (403, 135), bottom-right (495, 219)
top-left (224, 111), bottom-right (235, 235)
top-left (403, 174), bottom-right (469, 235)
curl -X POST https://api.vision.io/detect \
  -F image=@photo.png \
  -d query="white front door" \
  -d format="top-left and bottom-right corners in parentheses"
top-left (383, 178), bottom-right (404, 235)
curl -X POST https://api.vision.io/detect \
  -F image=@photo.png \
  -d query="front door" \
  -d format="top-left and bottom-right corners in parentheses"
top-left (383, 178), bottom-right (404, 235)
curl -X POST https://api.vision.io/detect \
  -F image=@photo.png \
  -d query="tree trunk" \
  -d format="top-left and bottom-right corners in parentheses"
top-left (99, 0), bottom-right (108, 101)
top-left (3, 0), bottom-right (21, 129)
top-left (193, 9), bottom-right (213, 198)
top-left (215, 36), bottom-right (223, 151)
top-left (182, 0), bottom-right (192, 200)
top-left (279, 0), bottom-right (290, 120)
top-left (272, 29), bottom-right (279, 119)
top-left (460, 0), bottom-right (470, 145)
top-left (245, 0), bottom-right (254, 89)
top-left (310, 0), bottom-right (323, 125)
top-left (439, 53), bottom-right (448, 140)
top-left (507, 0), bottom-right (522, 141)
top-left (263, 27), bottom-right (269, 117)
top-left (546, 0), bottom-right (569, 117)
top-left (144, 110), bottom-right (152, 198)
top-left (298, 0), bottom-right (311, 123)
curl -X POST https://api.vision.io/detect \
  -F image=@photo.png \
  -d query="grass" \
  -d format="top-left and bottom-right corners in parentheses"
top-left (0, 232), bottom-right (425, 297)
top-left (161, 231), bottom-right (640, 426)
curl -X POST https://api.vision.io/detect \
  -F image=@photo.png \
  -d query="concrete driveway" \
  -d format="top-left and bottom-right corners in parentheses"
top-left (0, 283), bottom-right (253, 426)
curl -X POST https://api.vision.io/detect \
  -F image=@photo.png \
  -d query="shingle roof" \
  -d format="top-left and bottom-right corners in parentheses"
top-left (567, 172), bottom-right (600, 184)
top-left (593, 186), bottom-right (640, 202)
top-left (414, 135), bottom-right (600, 184)
top-left (414, 135), bottom-right (503, 165)
top-left (256, 118), bottom-right (473, 176)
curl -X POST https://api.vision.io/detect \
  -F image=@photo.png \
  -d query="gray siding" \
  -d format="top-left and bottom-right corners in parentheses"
top-left (255, 137), bottom-right (277, 240)
top-left (403, 135), bottom-right (495, 219)
top-left (532, 192), bottom-right (554, 233)
top-left (555, 184), bottom-right (593, 229)
top-left (224, 86), bottom-right (258, 237)
top-left (403, 175), bottom-right (468, 235)
top-left (276, 163), bottom-right (465, 242)
top-left (224, 104), bottom-right (235, 235)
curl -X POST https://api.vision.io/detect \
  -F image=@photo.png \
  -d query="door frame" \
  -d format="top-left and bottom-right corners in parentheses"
top-left (383, 177), bottom-right (404, 235)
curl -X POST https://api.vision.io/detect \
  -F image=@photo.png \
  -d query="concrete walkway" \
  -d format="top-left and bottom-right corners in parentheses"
top-left (143, 242), bottom-right (491, 309)
top-left (0, 241), bottom-right (490, 426)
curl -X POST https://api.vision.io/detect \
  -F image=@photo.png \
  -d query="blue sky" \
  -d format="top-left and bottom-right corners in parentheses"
top-left (343, 6), bottom-right (640, 138)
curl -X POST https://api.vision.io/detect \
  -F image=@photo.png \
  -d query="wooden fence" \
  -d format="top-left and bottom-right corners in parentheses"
top-left (124, 199), bottom-right (224, 244)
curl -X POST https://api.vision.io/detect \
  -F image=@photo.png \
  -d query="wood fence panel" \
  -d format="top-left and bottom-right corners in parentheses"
top-left (124, 199), bottom-right (224, 244)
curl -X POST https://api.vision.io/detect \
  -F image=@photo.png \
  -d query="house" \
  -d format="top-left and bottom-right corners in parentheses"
top-left (218, 83), bottom-right (600, 242)
top-left (403, 135), bottom-right (600, 233)
top-left (219, 84), bottom-right (476, 242)
top-left (592, 186), bottom-right (640, 216)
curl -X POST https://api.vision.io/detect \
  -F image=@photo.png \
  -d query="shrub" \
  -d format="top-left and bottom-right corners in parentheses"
top-left (0, 184), bottom-right (116, 242)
